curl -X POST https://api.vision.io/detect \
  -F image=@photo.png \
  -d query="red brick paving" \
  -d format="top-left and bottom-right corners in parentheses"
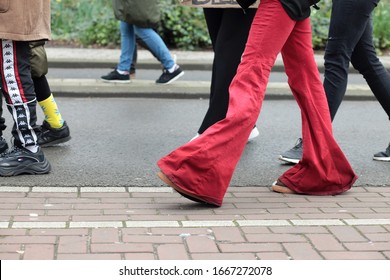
top-left (0, 186), bottom-right (389, 260)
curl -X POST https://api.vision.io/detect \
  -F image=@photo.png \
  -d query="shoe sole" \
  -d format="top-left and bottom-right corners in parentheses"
top-left (373, 156), bottom-right (390, 162)
top-left (0, 160), bottom-right (51, 177)
top-left (40, 136), bottom-right (72, 148)
top-left (156, 71), bottom-right (185, 85)
top-left (100, 79), bottom-right (130, 84)
top-left (271, 181), bottom-right (296, 194)
top-left (157, 171), bottom-right (219, 206)
top-left (278, 155), bottom-right (300, 164)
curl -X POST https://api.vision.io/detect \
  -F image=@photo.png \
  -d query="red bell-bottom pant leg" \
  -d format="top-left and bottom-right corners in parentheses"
top-left (278, 19), bottom-right (357, 195)
top-left (157, 0), bottom-right (301, 206)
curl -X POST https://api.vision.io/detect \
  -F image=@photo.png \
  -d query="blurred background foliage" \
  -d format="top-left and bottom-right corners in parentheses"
top-left (51, 0), bottom-right (390, 51)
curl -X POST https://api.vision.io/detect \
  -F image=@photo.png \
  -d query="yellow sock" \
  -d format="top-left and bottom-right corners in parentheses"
top-left (38, 94), bottom-right (64, 129)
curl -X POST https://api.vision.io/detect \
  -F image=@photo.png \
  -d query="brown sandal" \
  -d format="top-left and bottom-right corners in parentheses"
top-left (271, 179), bottom-right (296, 194)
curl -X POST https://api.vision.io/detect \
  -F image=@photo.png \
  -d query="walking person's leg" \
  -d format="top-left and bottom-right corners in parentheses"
top-left (157, 0), bottom-right (355, 206)
top-left (2, 40), bottom-right (38, 149)
top-left (118, 21), bottom-right (136, 73)
top-left (197, 8), bottom-right (257, 137)
top-left (0, 40), bottom-right (51, 176)
top-left (278, 0), bottom-right (380, 164)
top-left (30, 42), bottom-right (71, 146)
top-left (34, 76), bottom-right (71, 146)
top-left (325, 0), bottom-right (389, 161)
top-left (197, 8), bottom-right (224, 135)
top-left (277, 18), bottom-right (357, 194)
top-left (135, 26), bottom-right (174, 70)
top-left (135, 26), bottom-right (184, 84)
top-left (33, 76), bottom-right (64, 128)
top-left (350, 14), bottom-right (390, 162)
top-left (101, 21), bottom-right (135, 83)
top-left (351, 18), bottom-right (390, 120)
top-left (324, 0), bottom-right (375, 120)
top-left (158, 1), bottom-right (285, 206)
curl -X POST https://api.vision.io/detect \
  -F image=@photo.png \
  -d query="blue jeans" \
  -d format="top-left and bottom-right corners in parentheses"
top-left (324, 0), bottom-right (390, 121)
top-left (117, 21), bottom-right (174, 72)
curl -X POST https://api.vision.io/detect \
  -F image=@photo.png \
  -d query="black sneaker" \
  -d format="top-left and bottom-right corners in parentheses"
top-left (0, 146), bottom-right (51, 176)
top-left (0, 136), bottom-right (8, 154)
top-left (373, 142), bottom-right (390, 162)
top-left (155, 65), bottom-right (184, 85)
top-left (37, 120), bottom-right (71, 147)
top-left (279, 138), bottom-right (302, 164)
top-left (101, 69), bottom-right (130, 83)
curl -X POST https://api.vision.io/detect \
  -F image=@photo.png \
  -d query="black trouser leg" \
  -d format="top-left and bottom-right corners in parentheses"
top-left (0, 40), bottom-right (38, 148)
top-left (324, 0), bottom-right (379, 120)
top-left (351, 20), bottom-right (390, 121)
top-left (198, 8), bottom-right (256, 134)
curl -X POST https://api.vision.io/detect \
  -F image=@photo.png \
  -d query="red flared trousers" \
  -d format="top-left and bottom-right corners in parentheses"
top-left (157, 0), bottom-right (357, 206)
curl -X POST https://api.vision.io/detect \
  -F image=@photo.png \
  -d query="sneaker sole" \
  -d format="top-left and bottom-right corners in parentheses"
top-left (0, 160), bottom-right (51, 177)
top-left (278, 155), bottom-right (300, 164)
top-left (373, 156), bottom-right (390, 162)
top-left (156, 71), bottom-right (185, 85)
top-left (40, 136), bottom-right (72, 148)
top-left (100, 79), bottom-right (130, 84)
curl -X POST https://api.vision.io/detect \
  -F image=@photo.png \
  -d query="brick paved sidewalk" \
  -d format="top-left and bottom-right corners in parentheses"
top-left (0, 186), bottom-right (389, 260)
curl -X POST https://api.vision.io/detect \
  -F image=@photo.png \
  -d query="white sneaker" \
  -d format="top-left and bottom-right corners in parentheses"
top-left (190, 133), bottom-right (200, 141)
top-left (248, 126), bottom-right (259, 141)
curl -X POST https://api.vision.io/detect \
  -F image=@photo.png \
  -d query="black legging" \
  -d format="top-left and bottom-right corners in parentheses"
top-left (198, 8), bottom-right (256, 134)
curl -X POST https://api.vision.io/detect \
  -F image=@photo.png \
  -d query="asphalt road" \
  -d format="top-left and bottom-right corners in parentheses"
top-left (1, 97), bottom-right (389, 188)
